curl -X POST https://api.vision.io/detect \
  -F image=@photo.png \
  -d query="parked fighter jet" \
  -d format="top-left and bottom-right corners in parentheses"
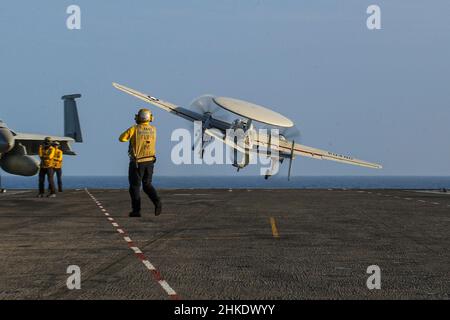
top-left (0, 94), bottom-right (82, 188)
top-left (113, 83), bottom-right (381, 179)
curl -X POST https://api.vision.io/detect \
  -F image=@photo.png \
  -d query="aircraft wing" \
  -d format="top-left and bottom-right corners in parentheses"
top-left (205, 129), bottom-right (380, 169)
top-left (114, 82), bottom-right (381, 169)
top-left (12, 132), bottom-right (76, 156)
top-left (113, 82), bottom-right (204, 123)
top-left (204, 126), bottom-right (381, 169)
top-left (268, 138), bottom-right (382, 169)
top-left (291, 143), bottom-right (381, 168)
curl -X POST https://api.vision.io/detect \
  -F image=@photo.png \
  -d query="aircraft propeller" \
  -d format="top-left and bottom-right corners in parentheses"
top-left (188, 95), bottom-right (233, 157)
top-left (279, 125), bottom-right (302, 142)
top-left (189, 95), bottom-right (301, 178)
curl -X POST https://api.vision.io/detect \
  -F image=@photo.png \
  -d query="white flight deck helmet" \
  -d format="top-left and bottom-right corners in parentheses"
top-left (135, 108), bottom-right (153, 123)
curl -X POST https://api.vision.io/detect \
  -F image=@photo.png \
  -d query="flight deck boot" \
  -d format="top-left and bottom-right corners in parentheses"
top-left (129, 211), bottom-right (141, 217)
top-left (154, 201), bottom-right (162, 216)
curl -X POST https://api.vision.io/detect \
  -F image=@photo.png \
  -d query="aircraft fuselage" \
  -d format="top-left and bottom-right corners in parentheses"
top-left (0, 124), bottom-right (14, 154)
top-left (0, 122), bottom-right (39, 176)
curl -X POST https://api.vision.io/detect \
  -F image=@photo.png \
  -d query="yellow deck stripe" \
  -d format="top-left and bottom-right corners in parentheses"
top-left (270, 217), bottom-right (280, 238)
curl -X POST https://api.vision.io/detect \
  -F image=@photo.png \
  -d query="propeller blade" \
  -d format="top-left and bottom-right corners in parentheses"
top-left (287, 140), bottom-right (295, 181)
top-left (189, 95), bottom-right (220, 114)
top-left (280, 126), bottom-right (301, 141)
top-left (189, 95), bottom-right (234, 123)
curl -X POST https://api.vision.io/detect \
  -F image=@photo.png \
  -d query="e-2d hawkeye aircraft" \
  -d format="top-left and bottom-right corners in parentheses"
top-left (113, 83), bottom-right (382, 179)
top-left (0, 94), bottom-right (83, 188)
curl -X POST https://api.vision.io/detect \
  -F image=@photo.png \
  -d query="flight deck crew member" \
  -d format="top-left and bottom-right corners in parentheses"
top-left (51, 141), bottom-right (64, 192)
top-left (38, 137), bottom-right (56, 198)
top-left (119, 108), bottom-right (162, 217)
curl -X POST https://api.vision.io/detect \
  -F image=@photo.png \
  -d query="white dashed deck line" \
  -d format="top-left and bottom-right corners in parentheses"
top-left (84, 189), bottom-right (179, 300)
top-left (130, 247), bottom-right (143, 254)
top-left (142, 260), bottom-right (156, 271)
top-left (159, 280), bottom-right (177, 296)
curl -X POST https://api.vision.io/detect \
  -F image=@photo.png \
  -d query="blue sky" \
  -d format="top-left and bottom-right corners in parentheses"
top-left (1, 1), bottom-right (449, 176)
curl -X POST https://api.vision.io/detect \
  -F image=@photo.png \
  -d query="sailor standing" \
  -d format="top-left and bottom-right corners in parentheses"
top-left (119, 108), bottom-right (162, 217)
top-left (51, 141), bottom-right (64, 192)
top-left (37, 137), bottom-right (56, 198)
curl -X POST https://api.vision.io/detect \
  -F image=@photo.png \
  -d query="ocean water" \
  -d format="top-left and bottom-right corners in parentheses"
top-left (1, 176), bottom-right (450, 190)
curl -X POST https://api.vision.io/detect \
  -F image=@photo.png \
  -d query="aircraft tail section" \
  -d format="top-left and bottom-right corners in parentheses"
top-left (61, 94), bottom-right (83, 142)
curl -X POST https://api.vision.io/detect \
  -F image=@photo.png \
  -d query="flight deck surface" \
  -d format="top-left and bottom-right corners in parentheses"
top-left (0, 189), bottom-right (448, 299)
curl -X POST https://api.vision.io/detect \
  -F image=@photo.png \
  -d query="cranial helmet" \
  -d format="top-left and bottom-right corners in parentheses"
top-left (44, 137), bottom-right (52, 145)
top-left (135, 108), bottom-right (153, 123)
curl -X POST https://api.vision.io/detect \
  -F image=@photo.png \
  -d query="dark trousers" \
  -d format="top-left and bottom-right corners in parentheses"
top-left (49, 168), bottom-right (63, 192)
top-left (39, 168), bottom-right (55, 194)
top-left (128, 161), bottom-right (160, 213)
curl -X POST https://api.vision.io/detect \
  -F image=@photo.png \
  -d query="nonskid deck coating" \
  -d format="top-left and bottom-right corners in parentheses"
top-left (0, 188), bottom-right (448, 299)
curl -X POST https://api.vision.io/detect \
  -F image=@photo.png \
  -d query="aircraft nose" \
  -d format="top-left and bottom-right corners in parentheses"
top-left (0, 128), bottom-right (14, 153)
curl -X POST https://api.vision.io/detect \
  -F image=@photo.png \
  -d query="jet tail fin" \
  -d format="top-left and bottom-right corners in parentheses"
top-left (61, 94), bottom-right (83, 142)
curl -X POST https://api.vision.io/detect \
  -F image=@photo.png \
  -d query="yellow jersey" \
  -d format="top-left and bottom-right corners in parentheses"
top-left (38, 145), bottom-right (56, 169)
top-left (119, 123), bottom-right (156, 163)
top-left (52, 148), bottom-right (63, 169)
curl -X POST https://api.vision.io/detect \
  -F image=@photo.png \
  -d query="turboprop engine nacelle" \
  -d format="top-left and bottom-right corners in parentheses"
top-left (0, 125), bottom-right (15, 154)
top-left (0, 153), bottom-right (39, 176)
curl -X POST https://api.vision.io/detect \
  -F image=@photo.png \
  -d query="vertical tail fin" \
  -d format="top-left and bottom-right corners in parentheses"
top-left (61, 94), bottom-right (83, 142)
